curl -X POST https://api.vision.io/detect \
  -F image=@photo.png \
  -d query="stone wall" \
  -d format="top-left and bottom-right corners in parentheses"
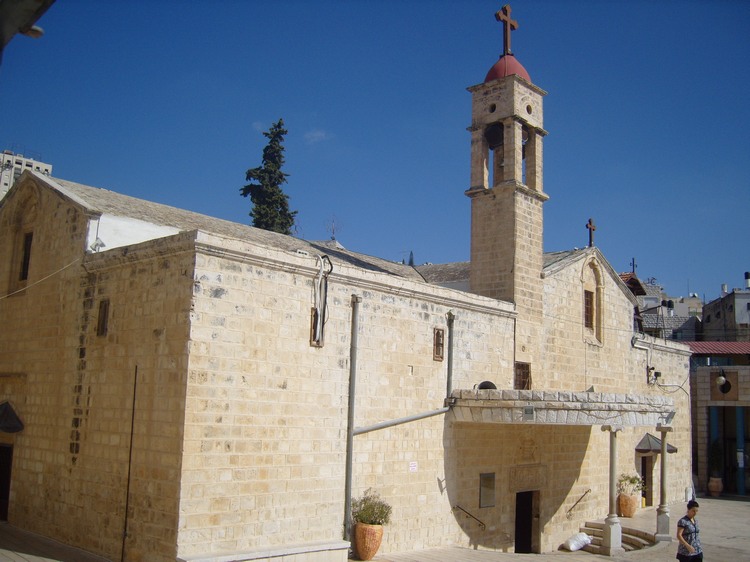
top-left (80, 236), bottom-right (195, 561)
top-left (0, 179), bottom-right (196, 560)
top-left (178, 232), bottom-right (516, 558)
top-left (539, 250), bottom-right (693, 546)
top-left (0, 179), bottom-right (694, 560)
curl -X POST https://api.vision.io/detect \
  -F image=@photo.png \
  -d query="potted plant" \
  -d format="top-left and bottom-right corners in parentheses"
top-left (707, 439), bottom-right (724, 497)
top-left (351, 488), bottom-right (392, 561)
top-left (616, 473), bottom-right (644, 517)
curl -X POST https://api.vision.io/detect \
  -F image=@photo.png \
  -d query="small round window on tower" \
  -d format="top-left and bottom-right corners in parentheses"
top-left (526, 104), bottom-right (533, 115)
top-left (489, 103), bottom-right (496, 113)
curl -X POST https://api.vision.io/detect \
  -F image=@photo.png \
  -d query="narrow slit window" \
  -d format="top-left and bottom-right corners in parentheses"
top-left (584, 289), bottom-right (594, 329)
top-left (96, 299), bottom-right (110, 337)
top-left (479, 473), bottom-right (495, 508)
top-left (20, 232), bottom-right (33, 281)
top-left (433, 328), bottom-right (445, 361)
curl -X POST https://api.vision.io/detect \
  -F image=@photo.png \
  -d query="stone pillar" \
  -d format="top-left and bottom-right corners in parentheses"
top-left (469, 128), bottom-right (489, 190)
top-left (655, 424), bottom-right (673, 541)
top-left (601, 425), bottom-right (625, 556)
top-left (502, 118), bottom-right (523, 183)
top-left (737, 407), bottom-right (746, 495)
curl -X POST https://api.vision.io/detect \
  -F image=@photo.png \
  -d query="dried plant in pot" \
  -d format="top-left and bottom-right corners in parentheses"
top-left (351, 488), bottom-right (392, 561)
top-left (616, 473), bottom-right (645, 517)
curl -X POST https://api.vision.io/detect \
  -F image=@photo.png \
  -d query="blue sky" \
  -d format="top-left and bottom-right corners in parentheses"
top-left (1, 0), bottom-right (748, 302)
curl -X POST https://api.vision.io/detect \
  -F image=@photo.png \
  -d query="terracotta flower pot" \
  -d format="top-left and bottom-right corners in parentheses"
top-left (617, 493), bottom-right (639, 518)
top-left (354, 522), bottom-right (384, 561)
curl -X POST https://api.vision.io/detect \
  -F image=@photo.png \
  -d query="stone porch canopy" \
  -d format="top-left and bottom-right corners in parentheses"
top-left (448, 389), bottom-right (674, 427)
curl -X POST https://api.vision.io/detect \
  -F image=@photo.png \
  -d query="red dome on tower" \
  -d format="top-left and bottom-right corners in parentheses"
top-left (484, 54), bottom-right (531, 83)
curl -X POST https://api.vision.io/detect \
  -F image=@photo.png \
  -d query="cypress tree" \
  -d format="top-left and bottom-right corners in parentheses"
top-left (240, 119), bottom-right (297, 234)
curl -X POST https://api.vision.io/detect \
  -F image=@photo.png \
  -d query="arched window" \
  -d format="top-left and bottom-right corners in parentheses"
top-left (581, 258), bottom-right (603, 343)
top-left (7, 189), bottom-right (38, 294)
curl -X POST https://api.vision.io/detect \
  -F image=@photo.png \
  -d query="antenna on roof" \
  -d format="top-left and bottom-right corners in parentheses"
top-left (326, 215), bottom-right (341, 241)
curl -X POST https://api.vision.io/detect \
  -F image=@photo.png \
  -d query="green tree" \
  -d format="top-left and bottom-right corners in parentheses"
top-left (240, 119), bottom-right (297, 234)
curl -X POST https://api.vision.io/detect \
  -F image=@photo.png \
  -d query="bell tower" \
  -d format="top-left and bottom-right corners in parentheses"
top-left (465, 4), bottom-right (548, 364)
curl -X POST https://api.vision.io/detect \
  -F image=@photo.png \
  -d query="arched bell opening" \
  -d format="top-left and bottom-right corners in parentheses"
top-left (484, 122), bottom-right (504, 188)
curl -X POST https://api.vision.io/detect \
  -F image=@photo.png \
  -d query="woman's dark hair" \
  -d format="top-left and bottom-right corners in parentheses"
top-left (687, 500), bottom-right (700, 510)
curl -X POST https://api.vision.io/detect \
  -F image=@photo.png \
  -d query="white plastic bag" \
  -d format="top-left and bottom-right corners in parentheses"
top-left (562, 532), bottom-right (592, 551)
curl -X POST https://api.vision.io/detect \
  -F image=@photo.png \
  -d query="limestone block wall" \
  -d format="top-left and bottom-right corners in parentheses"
top-left (0, 181), bottom-right (101, 545)
top-left (178, 232), bottom-right (516, 558)
top-left (0, 176), bottom-right (195, 562)
top-left (0, 178), bottom-right (694, 559)
top-left (541, 252), bottom-right (693, 526)
top-left (444, 421), bottom-right (600, 552)
top-left (78, 237), bottom-right (195, 561)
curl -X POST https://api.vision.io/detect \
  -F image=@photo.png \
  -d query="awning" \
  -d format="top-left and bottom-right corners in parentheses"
top-left (449, 389), bottom-right (674, 427)
top-left (0, 402), bottom-right (23, 433)
top-left (636, 432), bottom-right (677, 454)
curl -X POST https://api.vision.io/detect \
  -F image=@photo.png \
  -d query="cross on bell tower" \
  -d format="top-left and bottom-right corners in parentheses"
top-left (465, 4), bottom-right (549, 371)
top-left (495, 4), bottom-right (518, 55)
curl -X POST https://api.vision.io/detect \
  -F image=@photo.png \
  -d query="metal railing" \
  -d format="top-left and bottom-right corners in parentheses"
top-left (452, 505), bottom-right (486, 530)
top-left (566, 488), bottom-right (592, 519)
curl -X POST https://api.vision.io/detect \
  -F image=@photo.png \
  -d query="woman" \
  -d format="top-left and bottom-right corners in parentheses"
top-left (676, 500), bottom-right (703, 561)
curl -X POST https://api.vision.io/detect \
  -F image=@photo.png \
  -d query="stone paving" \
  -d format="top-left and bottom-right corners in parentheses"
top-left (365, 496), bottom-right (750, 562)
top-left (0, 496), bottom-right (747, 561)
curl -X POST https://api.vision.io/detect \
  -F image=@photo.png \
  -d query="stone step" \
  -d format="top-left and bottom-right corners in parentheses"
top-left (577, 521), bottom-right (656, 555)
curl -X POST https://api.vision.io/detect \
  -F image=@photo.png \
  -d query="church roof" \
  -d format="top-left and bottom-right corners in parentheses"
top-left (414, 248), bottom-right (596, 287)
top-left (416, 261), bottom-right (469, 284)
top-left (11, 173), bottom-right (638, 304)
top-left (484, 54), bottom-right (531, 83)
top-left (542, 248), bottom-right (588, 270)
top-left (35, 174), bottom-right (426, 283)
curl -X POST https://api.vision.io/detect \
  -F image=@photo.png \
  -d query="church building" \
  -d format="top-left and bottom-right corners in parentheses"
top-left (0, 5), bottom-right (692, 561)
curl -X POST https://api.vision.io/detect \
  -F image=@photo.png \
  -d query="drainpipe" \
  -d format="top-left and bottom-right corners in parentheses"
top-left (445, 311), bottom-right (455, 402)
top-left (121, 365), bottom-right (138, 562)
top-left (343, 295), bottom-right (361, 543)
top-left (354, 407), bottom-right (450, 436)
top-left (343, 303), bottom-right (456, 539)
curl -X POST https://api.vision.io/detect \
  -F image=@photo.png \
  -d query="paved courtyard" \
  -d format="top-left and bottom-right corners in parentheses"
top-left (368, 495), bottom-right (750, 561)
top-left (0, 496), bottom-right (747, 561)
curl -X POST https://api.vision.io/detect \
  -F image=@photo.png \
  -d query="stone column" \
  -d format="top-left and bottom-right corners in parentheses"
top-left (502, 118), bottom-right (523, 183)
top-left (601, 425), bottom-right (625, 556)
top-left (737, 407), bottom-right (746, 495)
top-left (655, 424), bottom-right (673, 541)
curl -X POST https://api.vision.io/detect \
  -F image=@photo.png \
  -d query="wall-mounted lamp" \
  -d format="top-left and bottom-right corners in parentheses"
top-left (716, 369), bottom-right (727, 387)
top-left (89, 237), bottom-right (106, 252)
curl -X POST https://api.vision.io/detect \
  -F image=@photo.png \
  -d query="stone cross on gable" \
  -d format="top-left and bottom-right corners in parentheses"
top-left (495, 4), bottom-right (518, 55)
top-left (586, 218), bottom-right (596, 247)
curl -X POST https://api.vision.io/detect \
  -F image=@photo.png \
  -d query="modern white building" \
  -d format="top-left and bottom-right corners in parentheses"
top-left (0, 150), bottom-right (52, 199)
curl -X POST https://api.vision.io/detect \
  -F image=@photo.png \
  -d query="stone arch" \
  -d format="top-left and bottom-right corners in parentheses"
top-left (6, 181), bottom-right (40, 292)
top-left (580, 256), bottom-right (604, 343)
